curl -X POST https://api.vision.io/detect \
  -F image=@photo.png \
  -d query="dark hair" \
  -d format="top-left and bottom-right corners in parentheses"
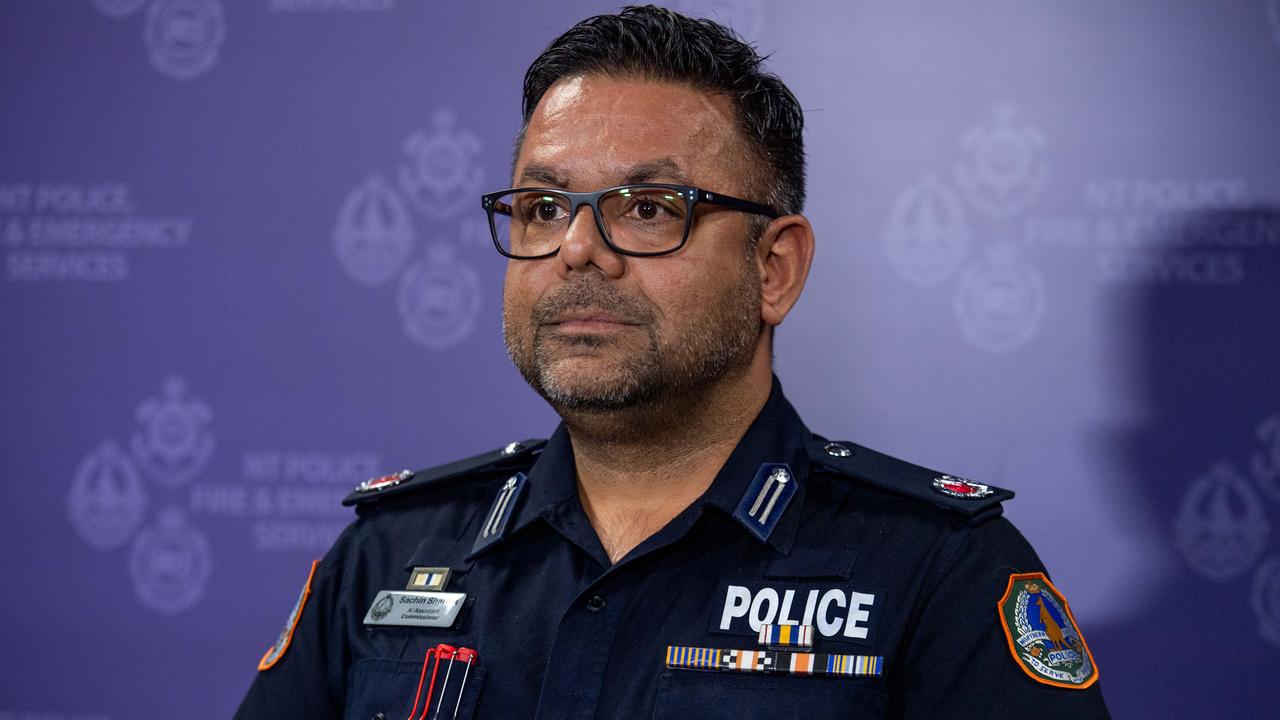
top-left (519, 4), bottom-right (805, 218)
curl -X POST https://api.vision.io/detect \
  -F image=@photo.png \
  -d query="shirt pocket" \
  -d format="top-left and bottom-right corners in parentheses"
top-left (344, 658), bottom-right (486, 720)
top-left (652, 669), bottom-right (887, 719)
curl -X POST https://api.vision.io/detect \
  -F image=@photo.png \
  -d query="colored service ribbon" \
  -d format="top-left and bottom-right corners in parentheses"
top-left (665, 645), bottom-right (883, 677)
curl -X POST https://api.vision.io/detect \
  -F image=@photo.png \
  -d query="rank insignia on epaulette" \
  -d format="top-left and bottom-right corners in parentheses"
top-left (356, 469), bottom-right (414, 494)
top-left (470, 473), bottom-right (527, 555)
top-left (998, 572), bottom-right (1098, 690)
top-left (932, 475), bottom-right (993, 499)
top-left (733, 463), bottom-right (797, 542)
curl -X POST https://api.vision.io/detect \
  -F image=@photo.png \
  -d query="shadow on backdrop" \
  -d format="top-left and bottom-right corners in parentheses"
top-left (1095, 206), bottom-right (1280, 716)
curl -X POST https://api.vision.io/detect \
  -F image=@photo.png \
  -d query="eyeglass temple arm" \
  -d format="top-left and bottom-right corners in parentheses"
top-left (695, 189), bottom-right (781, 219)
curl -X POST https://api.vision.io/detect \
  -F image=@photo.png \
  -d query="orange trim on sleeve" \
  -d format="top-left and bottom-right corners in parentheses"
top-left (257, 559), bottom-right (320, 671)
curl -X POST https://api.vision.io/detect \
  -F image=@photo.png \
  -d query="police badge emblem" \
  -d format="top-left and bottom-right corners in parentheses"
top-left (998, 572), bottom-right (1098, 689)
top-left (369, 594), bottom-right (394, 621)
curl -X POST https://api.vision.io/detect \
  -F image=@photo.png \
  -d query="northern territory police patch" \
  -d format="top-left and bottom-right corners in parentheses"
top-left (258, 560), bottom-right (319, 671)
top-left (998, 572), bottom-right (1098, 689)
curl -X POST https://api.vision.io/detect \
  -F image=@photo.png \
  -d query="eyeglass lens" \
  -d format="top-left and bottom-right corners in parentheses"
top-left (491, 187), bottom-right (692, 257)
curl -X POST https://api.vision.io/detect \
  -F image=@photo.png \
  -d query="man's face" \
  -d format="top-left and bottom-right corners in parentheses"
top-left (502, 74), bottom-right (765, 413)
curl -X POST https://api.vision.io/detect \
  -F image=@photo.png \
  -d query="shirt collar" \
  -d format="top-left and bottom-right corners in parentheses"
top-left (478, 375), bottom-right (812, 558)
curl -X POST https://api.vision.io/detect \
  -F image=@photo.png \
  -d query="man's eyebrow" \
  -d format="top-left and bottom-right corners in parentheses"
top-left (517, 165), bottom-right (569, 188)
top-left (623, 159), bottom-right (692, 185)
top-left (516, 159), bottom-right (694, 189)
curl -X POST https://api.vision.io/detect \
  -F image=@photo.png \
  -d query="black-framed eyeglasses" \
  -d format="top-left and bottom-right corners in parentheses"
top-left (480, 184), bottom-right (781, 259)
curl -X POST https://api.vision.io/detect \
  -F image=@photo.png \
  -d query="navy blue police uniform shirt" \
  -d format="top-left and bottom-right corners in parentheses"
top-left (236, 380), bottom-right (1111, 718)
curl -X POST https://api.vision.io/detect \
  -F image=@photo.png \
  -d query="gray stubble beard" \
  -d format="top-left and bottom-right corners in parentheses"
top-left (503, 267), bottom-right (762, 416)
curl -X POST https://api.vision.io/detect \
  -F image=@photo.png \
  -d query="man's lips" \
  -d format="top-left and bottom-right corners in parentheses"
top-left (541, 309), bottom-right (641, 330)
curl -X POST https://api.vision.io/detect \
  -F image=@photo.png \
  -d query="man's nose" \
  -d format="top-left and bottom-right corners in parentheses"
top-left (557, 204), bottom-right (624, 278)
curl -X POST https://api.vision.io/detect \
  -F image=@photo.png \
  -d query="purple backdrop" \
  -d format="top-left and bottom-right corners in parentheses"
top-left (2, 1), bottom-right (1279, 717)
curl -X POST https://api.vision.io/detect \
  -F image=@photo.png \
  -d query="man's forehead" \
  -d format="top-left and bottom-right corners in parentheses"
top-left (515, 74), bottom-right (744, 188)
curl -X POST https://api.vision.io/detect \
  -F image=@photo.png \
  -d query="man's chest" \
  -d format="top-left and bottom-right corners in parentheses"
top-left (338, 521), bottom-right (932, 720)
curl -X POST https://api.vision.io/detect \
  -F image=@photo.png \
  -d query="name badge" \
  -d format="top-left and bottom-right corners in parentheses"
top-left (362, 590), bottom-right (466, 628)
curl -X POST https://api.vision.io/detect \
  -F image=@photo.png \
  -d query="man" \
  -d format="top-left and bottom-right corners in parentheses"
top-left (237, 6), bottom-right (1110, 718)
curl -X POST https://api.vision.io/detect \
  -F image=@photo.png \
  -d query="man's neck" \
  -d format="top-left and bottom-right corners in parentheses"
top-left (563, 354), bottom-right (774, 564)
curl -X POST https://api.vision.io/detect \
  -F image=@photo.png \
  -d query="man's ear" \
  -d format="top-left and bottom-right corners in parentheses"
top-left (754, 214), bottom-right (815, 327)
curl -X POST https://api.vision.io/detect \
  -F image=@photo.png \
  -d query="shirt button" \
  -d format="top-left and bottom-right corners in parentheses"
top-left (586, 595), bottom-right (607, 612)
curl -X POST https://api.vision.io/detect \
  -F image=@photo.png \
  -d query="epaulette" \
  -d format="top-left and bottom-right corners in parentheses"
top-left (342, 439), bottom-right (547, 507)
top-left (807, 437), bottom-right (1013, 523)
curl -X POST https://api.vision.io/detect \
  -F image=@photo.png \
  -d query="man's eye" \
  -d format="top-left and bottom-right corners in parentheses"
top-left (635, 199), bottom-right (659, 219)
top-left (624, 195), bottom-right (681, 221)
top-left (525, 198), bottom-right (566, 223)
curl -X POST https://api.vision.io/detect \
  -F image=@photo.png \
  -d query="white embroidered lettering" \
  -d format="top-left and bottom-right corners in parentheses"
top-left (844, 591), bottom-right (875, 639)
top-left (720, 585), bottom-right (752, 630)
top-left (817, 588), bottom-right (846, 636)
top-left (749, 587), bottom-right (780, 630)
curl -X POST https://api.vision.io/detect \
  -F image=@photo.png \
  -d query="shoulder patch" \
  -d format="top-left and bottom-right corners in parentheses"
top-left (258, 559), bottom-right (318, 671)
top-left (342, 439), bottom-right (546, 507)
top-left (998, 572), bottom-right (1099, 690)
top-left (806, 438), bottom-right (1012, 521)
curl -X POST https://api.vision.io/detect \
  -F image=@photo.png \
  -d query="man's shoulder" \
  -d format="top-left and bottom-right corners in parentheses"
top-left (805, 437), bottom-right (1014, 524)
top-left (340, 438), bottom-right (546, 508)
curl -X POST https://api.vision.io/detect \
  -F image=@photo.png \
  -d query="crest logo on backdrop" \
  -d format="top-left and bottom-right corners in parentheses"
top-left (955, 104), bottom-right (1048, 218)
top-left (68, 377), bottom-right (215, 614)
top-left (398, 244), bottom-right (482, 350)
top-left (333, 110), bottom-right (486, 350)
top-left (89, 0), bottom-right (225, 80)
top-left (953, 244), bottom-right (1046, 354)
top-left (885, 103), bottom-right (1277, 354)
top-left (144, 0), bottom-right (225, 80)
top-left (884, 174), bottom-right (971, 286)
top-left (333, 175), bottom-right (416, 286)
top-left (68, 442), bottom-right (148, 550)
top-left (68, 377), bottom-right (382, 612)
top-left (1175, 462), bottom-right (1270, 582)
top-left (398, 113), bottom-right (484, 220)
top-left (884, 103), bottom-right (1048, 354)
top-left (129, 507), bottom-right (213, 614)
top-left (1176, 415), bottom-right (1280, 648)
top-left (131, 377), bottom-right (215, 486)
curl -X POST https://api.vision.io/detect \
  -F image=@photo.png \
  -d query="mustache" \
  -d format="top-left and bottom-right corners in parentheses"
top-left (531, 276), bottom-right (654, 326)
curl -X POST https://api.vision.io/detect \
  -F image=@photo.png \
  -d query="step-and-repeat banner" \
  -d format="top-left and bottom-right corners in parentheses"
top-left (2, 1), bottom-right (1278, 717)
